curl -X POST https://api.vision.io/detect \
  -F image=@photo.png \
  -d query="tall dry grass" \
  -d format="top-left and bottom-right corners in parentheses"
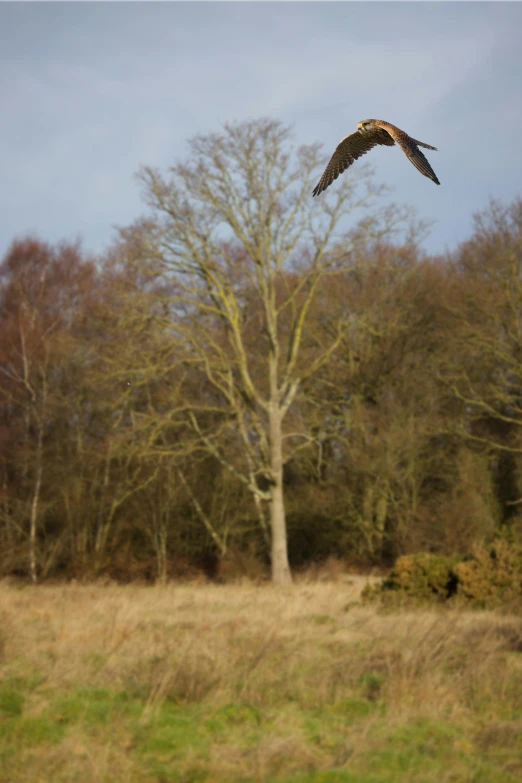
top-left (1, 577), bottom-right (522, 781)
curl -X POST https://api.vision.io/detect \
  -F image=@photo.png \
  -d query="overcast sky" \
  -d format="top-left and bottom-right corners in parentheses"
top-left (1, 1), bottom-right (521, 261)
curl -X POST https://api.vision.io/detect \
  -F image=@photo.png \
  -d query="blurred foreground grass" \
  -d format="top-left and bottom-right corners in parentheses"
top-left (1, 578), bottom-right (521, 782)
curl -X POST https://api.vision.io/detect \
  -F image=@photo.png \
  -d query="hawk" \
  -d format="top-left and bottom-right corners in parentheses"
top-left (312, 119), bottom-right (440, 196)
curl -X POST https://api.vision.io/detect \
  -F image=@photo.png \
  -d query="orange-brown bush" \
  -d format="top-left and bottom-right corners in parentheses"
top-left (454, 538), bottom-right (522, 606)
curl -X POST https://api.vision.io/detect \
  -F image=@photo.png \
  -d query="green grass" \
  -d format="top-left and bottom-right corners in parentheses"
top-left (1, 679), bottom-right (520, 783)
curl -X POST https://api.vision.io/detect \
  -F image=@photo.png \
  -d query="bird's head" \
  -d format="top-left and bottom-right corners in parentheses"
top-left (357, 119), bottom-right (376, 133)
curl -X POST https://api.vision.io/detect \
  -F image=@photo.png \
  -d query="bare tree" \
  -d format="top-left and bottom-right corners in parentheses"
top-left (443, 199), bottom-right (522, 451)
top-left (0, 239), bottom-right (95, 581)
top-left (119, 118), bottom-right (406, 584)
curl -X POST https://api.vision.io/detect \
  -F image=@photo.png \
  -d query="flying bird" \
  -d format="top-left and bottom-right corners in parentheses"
top-left (312, 119), bottom-right (440, 196)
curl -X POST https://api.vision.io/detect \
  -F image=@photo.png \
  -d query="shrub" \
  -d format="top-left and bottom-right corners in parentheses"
top-left (454, 538), bottom-right (522, 606)
top-left (364, 536), bottom-right (522, 608)
top-left (384, 553), bottom-right (456, 599)
top-left (363, 553), bottom-right (456, 604)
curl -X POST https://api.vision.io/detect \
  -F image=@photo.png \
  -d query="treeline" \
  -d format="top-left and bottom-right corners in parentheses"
top-left (1, 119), bottom-right (522, 583)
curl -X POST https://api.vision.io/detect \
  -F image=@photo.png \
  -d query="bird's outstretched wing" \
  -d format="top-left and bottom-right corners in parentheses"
top-left (381, 124), bottom-right (440, 185)
top-left (312, 128), bottom-right (394, 197)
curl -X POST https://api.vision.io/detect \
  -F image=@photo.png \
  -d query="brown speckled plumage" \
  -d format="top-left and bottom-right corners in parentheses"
top-left (312, 119), bottom-right (440, 196)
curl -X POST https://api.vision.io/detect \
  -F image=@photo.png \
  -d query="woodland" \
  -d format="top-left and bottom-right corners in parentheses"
top-left (2, 119), bottom-right (522, 586)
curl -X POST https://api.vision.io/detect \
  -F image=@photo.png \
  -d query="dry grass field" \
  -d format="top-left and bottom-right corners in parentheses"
top-left (1, 575), bottom-right (522, 782)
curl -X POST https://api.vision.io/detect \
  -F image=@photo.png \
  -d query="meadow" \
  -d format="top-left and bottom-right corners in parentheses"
top-left (1, 575), bottom-right (521, 783)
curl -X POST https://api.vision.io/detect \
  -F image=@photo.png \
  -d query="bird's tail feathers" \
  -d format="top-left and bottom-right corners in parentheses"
top-left (413, 138), bottom-right (437, 151)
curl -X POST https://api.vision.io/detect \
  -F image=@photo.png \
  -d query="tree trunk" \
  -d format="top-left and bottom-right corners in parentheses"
top-left (154, 518), bottom-right (168, 584)
top-left (268, 399), bottom-right (292, 586)
top-left (29, 424), bottom-right (43, 584)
